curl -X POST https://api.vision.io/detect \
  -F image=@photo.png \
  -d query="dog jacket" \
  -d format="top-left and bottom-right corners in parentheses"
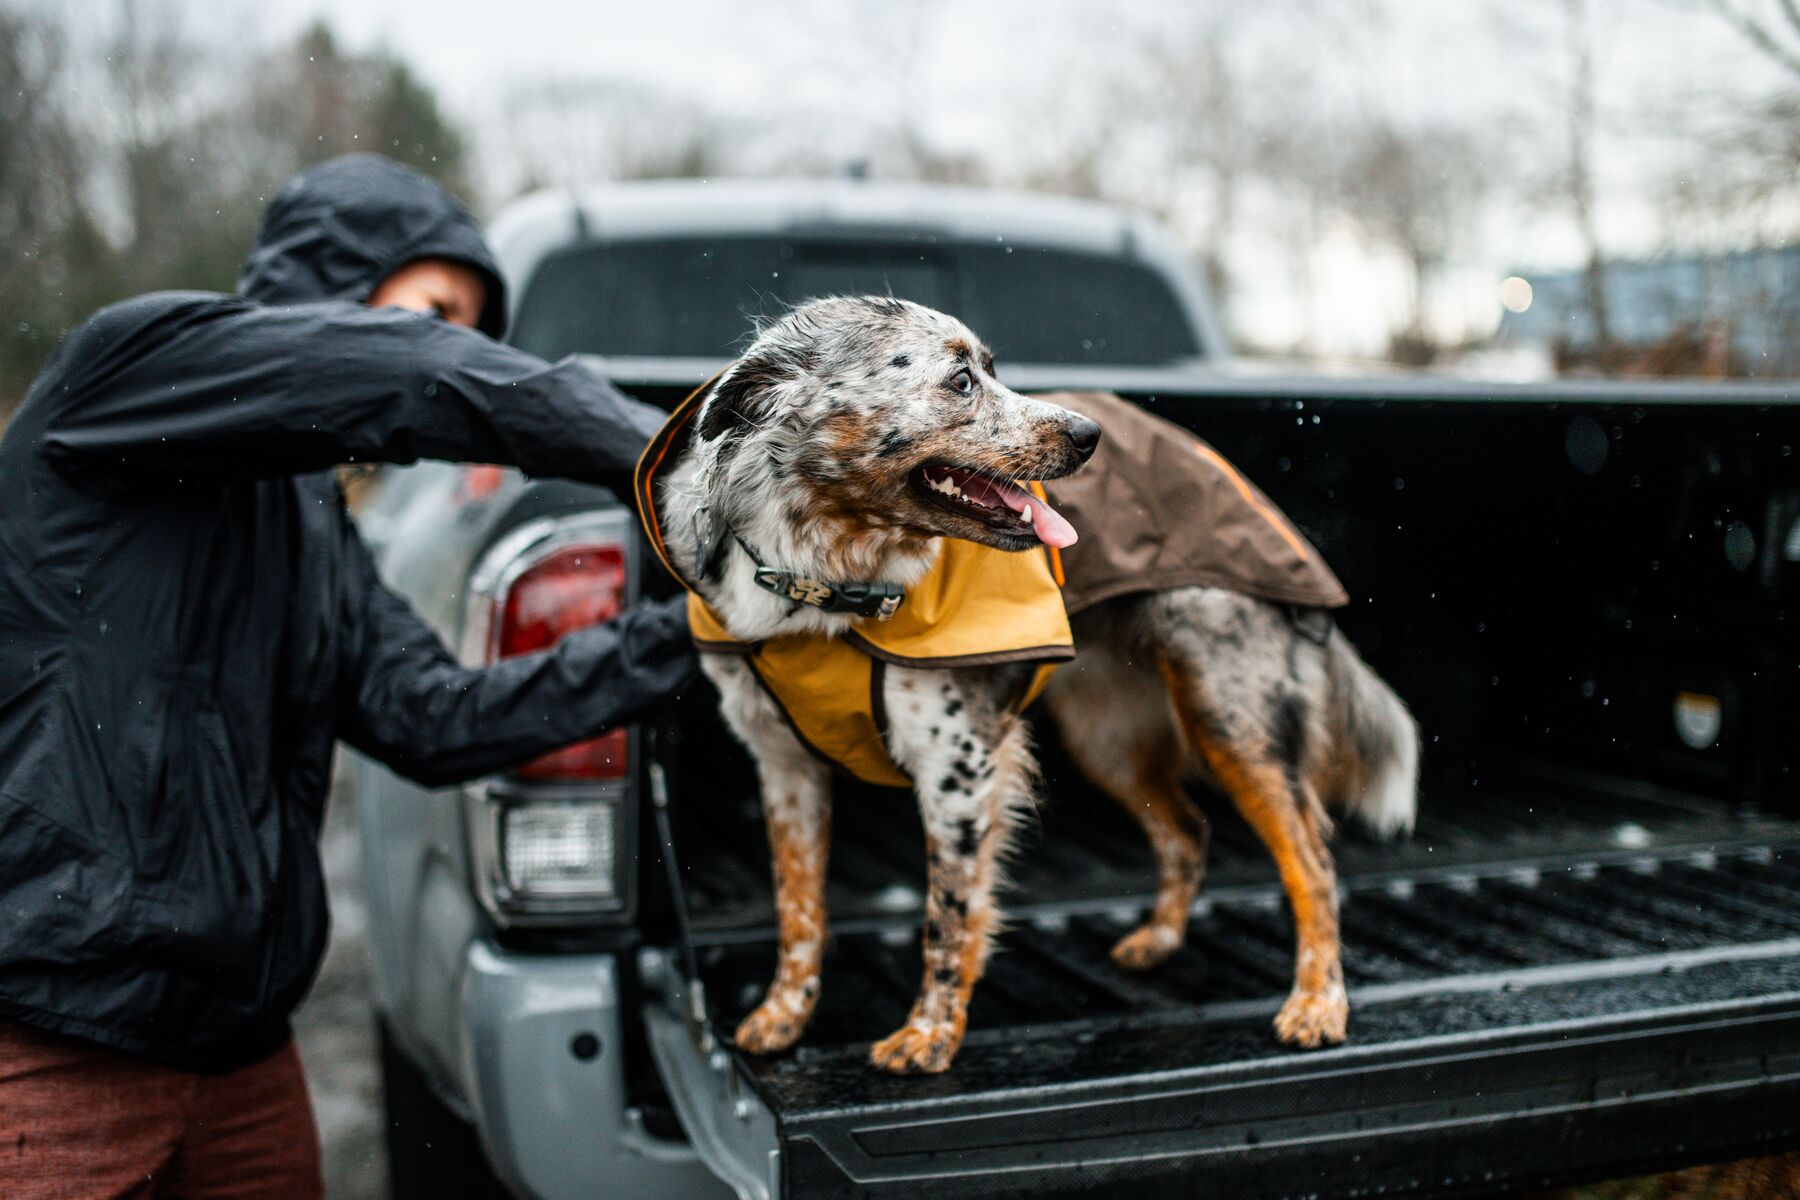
top-left (636, 382), bottom-right (1075, 789)
top-left (1036, 391), bottom-right (1349, 614)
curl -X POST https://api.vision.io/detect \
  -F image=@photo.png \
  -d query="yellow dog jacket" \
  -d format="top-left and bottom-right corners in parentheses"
top-left (635, 382), bottom-right (1074, 789)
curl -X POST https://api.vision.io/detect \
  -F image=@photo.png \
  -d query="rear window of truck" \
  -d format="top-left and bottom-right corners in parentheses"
top-left (510, 236), bottom-right (1204, 366)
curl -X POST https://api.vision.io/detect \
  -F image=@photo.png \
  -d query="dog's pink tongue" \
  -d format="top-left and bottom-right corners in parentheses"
top-left (973, 473), bottom-right (1080, 548)
top-left (1029, 495), bottom-right (1078, 548)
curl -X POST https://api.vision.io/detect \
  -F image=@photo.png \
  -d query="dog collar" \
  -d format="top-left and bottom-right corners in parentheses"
top-left (728, 530), bottom-right (906, 621)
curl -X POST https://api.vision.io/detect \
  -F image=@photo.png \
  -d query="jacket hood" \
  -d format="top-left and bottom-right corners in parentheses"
top-left (237, 154), bottom-right (507, 338)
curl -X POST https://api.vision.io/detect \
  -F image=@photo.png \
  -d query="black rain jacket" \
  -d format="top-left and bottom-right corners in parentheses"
top-left (0, 155), bottom-right (697, 1071)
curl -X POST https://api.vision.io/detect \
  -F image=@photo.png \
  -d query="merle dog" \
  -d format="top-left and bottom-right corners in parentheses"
top-left (653, 297), bottom-right (1418, 1073)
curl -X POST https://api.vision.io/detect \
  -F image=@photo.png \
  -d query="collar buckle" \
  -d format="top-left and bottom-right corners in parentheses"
top-left (832, 580), bottom-right (906, 620)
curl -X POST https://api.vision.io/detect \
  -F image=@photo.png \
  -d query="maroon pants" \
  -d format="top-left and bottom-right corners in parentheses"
top-left (0, 1019), bottom-right (322, 1200)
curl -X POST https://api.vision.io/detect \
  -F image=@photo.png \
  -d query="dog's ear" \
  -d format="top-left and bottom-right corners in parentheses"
top-left (697, 350), bottom-right (790, 443)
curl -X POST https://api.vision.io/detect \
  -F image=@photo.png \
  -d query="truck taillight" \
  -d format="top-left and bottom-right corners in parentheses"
top-left (491, 544), bottom-right (629, 781)
top-left (462, 510), bottom-right (640, 927)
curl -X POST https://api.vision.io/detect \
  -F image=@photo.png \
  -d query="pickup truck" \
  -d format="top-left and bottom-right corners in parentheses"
top-left (354, 178), bottom-right (1800, 1200)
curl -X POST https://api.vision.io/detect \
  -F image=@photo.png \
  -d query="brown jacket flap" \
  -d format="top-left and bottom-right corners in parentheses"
top-left (1038, 391), bottom-right (1349, 614)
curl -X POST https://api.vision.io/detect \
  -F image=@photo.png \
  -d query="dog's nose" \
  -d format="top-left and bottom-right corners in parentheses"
top-left (1065, 416), bottom-right (1102, 462)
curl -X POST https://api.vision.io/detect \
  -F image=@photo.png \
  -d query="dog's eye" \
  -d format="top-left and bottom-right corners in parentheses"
top-left (948, 368), bottom-right (975, 396)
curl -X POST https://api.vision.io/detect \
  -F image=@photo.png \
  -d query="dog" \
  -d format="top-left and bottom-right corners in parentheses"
top-left (643, 296), bottom-right (1419, 1074)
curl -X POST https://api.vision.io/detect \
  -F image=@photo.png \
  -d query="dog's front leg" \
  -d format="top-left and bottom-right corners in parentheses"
top-left (705, 657), bottom-right (833, 1056)
top-left (871, 668), bottom-right (1033, 1075)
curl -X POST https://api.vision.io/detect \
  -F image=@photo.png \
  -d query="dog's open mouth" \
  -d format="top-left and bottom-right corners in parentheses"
top-left (912, 464), bottom-right (1078, 548)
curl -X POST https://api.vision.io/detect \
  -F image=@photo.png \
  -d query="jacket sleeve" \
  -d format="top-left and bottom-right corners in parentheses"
top-left (38, 293), bottom-right (664, 490)
top-left (334, 527), bottom-right (699, 788)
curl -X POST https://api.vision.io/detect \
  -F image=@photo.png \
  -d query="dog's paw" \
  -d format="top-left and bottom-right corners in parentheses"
top-left (1109, 924), bottom-right (1181, 971)
top-left (868, 1023), bottom-right (960, 1074)
top-left (1273, 986), bottom-right (1348, 1049)
top-left (734, 1001), bottom-right (806, 1056)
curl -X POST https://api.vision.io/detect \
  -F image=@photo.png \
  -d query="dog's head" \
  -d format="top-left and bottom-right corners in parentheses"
top-left (692, 296), bottom-right (1100, 557)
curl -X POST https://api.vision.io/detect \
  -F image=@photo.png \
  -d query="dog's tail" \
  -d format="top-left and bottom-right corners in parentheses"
top-left (1325, 634), bottom-right (1420, 839)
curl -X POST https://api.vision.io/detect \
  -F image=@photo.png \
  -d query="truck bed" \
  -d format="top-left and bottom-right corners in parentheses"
top-left (634, 377), bottom-right (1800, 1198)
top-left (675, 736), bottom-right (1792, 935)
top-left (646, 720), bottom-right (1800, 1198)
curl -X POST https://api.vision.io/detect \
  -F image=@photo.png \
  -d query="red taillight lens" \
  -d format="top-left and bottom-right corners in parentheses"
top-left (493, 544), bottom-right (629, 780)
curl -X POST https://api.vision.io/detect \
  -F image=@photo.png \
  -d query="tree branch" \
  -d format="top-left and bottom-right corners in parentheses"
top-left (1707, 0), bottom-right (1800, 78)
top-left (1778, 0), bottom-right (1800, 41)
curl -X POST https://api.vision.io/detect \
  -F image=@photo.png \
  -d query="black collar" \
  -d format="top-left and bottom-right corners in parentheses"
top-left (694, 509), bottom-right (905, 621)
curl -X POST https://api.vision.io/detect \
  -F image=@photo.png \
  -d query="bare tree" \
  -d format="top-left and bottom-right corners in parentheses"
top-left (0, 5), bottom-right (92, 404)
top-left (1693, 0), bottom-right (1800, 74)
top-left (249, 22), bottom-right (470, 196)
top-left (487, 78), bottom-right (728, 201)
top-left (1129, 4), bottom-right (1258, 302)
top-left (1334, 118), bottom-right (1493, 360)
top-left (1102, 1), bottom-right (1372, 336)
top-left (1658, 0), bottom-right (1800, 244)
top-left (1485, 0), bottom-right (1621, 368)
top-left (0, 3), bottom-right (474, 419)
top-left (1561, 0), bottom-right (1616, 366)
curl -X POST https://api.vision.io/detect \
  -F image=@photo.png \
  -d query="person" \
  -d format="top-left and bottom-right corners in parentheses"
top-left (0, 155), bottom-right (698, 1197)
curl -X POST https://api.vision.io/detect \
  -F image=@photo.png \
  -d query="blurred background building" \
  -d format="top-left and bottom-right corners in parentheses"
top-left (1499, 246), bottom-right (1800, 376)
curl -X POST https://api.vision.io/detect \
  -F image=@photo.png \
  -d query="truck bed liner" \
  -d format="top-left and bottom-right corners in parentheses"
top-left (701, 847), bottom-right (1800, 1083)
top-left (650, 766), bottom-right (1800, 1197)
top-left (674, 744), bottom-right (1794, 935)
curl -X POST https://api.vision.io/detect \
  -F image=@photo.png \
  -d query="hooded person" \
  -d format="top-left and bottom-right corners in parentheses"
top-left (0, 155), bottom-right (697, 1195)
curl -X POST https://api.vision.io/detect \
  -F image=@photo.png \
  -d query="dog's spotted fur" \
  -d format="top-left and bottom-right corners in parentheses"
top-left (657, 296), bottom-right (1420, 1072)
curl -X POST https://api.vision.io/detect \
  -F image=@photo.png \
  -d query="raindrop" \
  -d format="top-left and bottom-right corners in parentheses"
top-left (1564, 415), bottom-right (1608, 476)
top-left (1723, 522), bottom-right (1756, 572)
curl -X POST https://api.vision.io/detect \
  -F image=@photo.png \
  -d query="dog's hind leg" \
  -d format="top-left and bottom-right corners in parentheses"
top-left (705, 657), bottom-right (834, 1057)
top-left (1095, 758), bottom-right (1209, 970)
top-left (874, 666), bottom-right (1036, 1074)
top-left (1151, 591), bottom-right (1349, 1049)
top-left (1043, 636), bottom-right (1209, 971)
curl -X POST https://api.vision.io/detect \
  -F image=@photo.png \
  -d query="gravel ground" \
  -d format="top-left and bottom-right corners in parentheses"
top-left (293, 759), bottom-right (388, 1200)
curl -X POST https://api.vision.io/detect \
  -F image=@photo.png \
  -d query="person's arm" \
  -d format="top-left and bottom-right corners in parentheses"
top-left (39, 292), bottom-right (663, 490)
top-left (334, 520), bottom-right (698, 788)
